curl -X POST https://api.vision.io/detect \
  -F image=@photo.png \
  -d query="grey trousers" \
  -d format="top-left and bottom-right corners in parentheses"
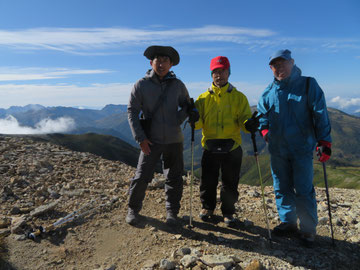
top-left (128, 143), bottom-right (184, 215)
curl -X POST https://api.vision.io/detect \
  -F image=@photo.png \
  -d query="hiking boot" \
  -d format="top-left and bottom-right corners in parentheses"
top-left (125, 209), bottom-right (140, 226)
top-left (223, 215), bottom-right (236, 227)
top-left (273, 222), bottom-right (298, 236)
top-left (166, 212), bottom-right (178, 227)
top-left (199, 209), bottom-right (214, 222)
top-left (299, 232), bottom-right (315, 248)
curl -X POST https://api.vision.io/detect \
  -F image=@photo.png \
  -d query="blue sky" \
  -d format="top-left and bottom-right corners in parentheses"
top-left (0, 0), bottom-right (359, 112)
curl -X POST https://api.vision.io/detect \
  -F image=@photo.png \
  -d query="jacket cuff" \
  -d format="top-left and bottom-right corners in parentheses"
top-left (318, 140), bottom-right (331, 148)
top-left (260, 129), bottom-right (269, 138)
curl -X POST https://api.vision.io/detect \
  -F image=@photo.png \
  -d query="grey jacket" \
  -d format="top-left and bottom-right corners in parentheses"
top-left (128, 69), bottom-right (190, 144)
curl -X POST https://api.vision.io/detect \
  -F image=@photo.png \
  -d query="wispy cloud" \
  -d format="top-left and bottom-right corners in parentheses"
top-left (0, 67), bottom-right (111, 81)
top-left (0, 26), bottom-right (276, 54)
top-left (0, 115), bottom-right (75, 134)
top-left (0, 26), bottom-right (359, 55)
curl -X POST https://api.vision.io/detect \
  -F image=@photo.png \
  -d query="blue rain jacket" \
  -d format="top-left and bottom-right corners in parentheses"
top-left (257, 65), bottom-right (331, 156)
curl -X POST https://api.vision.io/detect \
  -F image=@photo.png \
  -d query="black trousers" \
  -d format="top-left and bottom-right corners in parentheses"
top-left (200, 146), bottom-right (243, 216)
top-left (128, 143), bottom-right (184, 215)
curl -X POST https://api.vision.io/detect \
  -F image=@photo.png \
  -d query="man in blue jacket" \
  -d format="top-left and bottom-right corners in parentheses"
top-left (257, 49), bottom-right (332, 247)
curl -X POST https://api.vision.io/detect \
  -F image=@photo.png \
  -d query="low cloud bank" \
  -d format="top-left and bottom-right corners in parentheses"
top-left (0, 115), bottom-right (75, 134)
top-left (330, 96), bottom-right (360, 109)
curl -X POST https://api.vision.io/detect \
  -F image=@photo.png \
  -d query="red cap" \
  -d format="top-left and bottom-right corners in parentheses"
top-left (210, 56), bottom-right (230, 71)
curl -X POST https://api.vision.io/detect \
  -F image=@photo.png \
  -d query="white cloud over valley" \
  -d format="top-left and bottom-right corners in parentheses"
top-left (329, 96), bottom-right (360, 109)
top-left (0, 116), bottom-right (75, 134)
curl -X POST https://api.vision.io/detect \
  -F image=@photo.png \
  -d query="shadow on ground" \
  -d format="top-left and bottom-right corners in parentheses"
top-left (134, 214), bottom-right (360, 270)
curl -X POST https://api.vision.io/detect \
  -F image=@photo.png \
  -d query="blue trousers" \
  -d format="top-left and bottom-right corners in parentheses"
top-left (270, 154), bottom-right (318, 234)
top-left (128, 143), bottom-right (184, 215)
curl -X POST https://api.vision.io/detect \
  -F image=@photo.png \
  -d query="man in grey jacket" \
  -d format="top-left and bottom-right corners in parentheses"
top-left (127, 45), bottom-right (192, 226)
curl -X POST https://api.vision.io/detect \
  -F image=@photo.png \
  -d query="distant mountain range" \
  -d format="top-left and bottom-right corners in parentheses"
top-left (333, 105), bottom-right (360, 117)
top-left (1, 104), bottom-right (359, 189)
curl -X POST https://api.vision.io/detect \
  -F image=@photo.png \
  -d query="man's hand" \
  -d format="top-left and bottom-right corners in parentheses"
top-left (140, 139), bottom-right (153, 155)
top-left (188, 108), bottom-right (200, 125)
top-left (244, 112), bottom-right (260, 133)
top-left (187, 98), bottom-right (199, 126)
top-left (316, 140), bottom-right (332, 162)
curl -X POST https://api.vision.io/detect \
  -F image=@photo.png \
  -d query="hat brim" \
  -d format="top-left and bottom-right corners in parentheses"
top-left (269, 56), bottom-right (291, 65)
top-left (144, 46), bottom-right (180, 66)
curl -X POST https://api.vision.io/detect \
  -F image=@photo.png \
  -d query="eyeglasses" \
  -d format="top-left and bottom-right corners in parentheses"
top-left (270, 60), bottom-right (291, 69)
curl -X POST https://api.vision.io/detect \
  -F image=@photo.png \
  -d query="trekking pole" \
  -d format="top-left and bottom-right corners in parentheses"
top-left (320, 160), bottom-right (335, 247)
top-left (27, 199), bottom-right (101, 240)
top-left (188, 99), bottom-right (196, 229)
top-left (250, 112), bottom-right (272, 245)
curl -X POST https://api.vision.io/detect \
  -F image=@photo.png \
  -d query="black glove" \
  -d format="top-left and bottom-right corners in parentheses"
top-left (187, 98), bottom-right (199, 125)
top-left (188, 108), bottom-right (200, 124)
top-left (244, 111), bottom-right (260, 133)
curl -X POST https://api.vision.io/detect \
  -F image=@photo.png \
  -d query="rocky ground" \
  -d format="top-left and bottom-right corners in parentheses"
top-left (0, 135), bottom-right (359, 270)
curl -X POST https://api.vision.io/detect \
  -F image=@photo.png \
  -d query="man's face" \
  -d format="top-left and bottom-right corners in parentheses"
top-left (270, 58), bottom-right (294, 81)
top-left (212, 68), bottom-right (229, 88)
top-left (150, 55), bottom-right (173, 79)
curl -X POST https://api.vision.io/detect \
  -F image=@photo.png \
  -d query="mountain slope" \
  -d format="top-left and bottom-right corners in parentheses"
top-left (28, 133), bottom-right (140, 168)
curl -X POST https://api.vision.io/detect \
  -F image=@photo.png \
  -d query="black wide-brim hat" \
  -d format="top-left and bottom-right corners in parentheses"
top-left (144, 45), bottom-right (180, 66)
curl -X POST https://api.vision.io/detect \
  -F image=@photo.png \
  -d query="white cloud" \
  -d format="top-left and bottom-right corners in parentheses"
top-left (0, 67), bottom-right (111, 81)
top-left (0, 26), bottom-right (358, 55)
top-left (329, 96), bottom-right (360, 109)
top-left (0, 115), bottom-right (75, 134)
top-left (0, 26), bottom-right (277, 54)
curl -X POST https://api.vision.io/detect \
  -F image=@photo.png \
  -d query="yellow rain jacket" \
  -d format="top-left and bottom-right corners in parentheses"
top-left (195, 83), bottom-right (252, 150)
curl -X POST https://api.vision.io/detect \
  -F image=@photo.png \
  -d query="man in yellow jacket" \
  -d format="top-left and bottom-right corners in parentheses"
top-left (194, 56), bottom-right (253, 226)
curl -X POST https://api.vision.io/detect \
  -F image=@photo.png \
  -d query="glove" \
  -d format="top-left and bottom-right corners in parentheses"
top-left (187, 98), bottom-right (199, 125)
top-left (316, 140), bottom-right (331, 162)
top-left (188, 108), bottom-right (200, 125)
top-left (244, 112), bottom-right (260, 133)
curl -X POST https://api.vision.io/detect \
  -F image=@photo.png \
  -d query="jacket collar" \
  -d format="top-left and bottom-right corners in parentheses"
top-left (145, 69), bottom-right (177, 84)
top-left (208, 82), bottom-right (234, 94)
